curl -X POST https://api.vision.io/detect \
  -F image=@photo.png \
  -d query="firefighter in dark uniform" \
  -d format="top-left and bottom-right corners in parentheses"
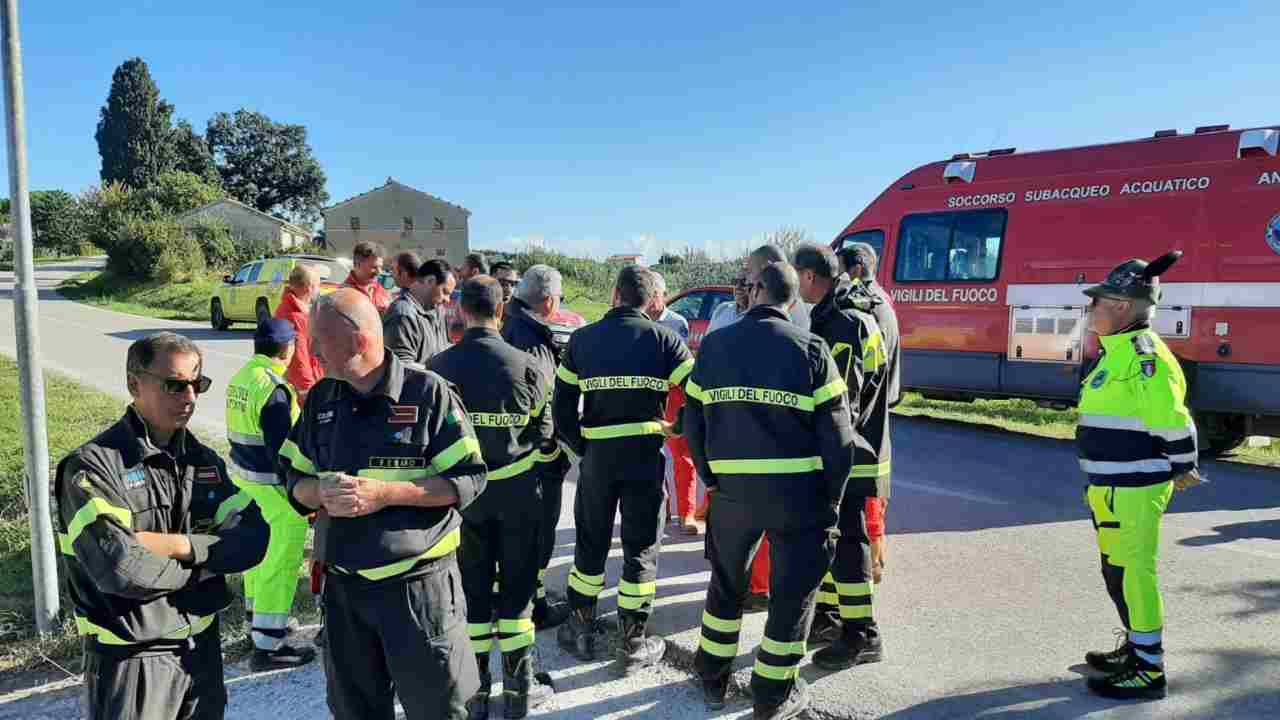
top-left (553, 265), bottom-right (694, 672)
top-left (55, 332), bottom-right (269, 720)
top-left (794, 244), bottom-right (890, 669)
top-left (685, 262), bottom-right (864, 719)
top-left (1077, 252), bottom-right (1200, 700)
top-left (429, 276), bottom-right (558, 719)
top-left (501, 262), bottom-right (574, 629)
top-left (280, 288), bottom-right (487, 720)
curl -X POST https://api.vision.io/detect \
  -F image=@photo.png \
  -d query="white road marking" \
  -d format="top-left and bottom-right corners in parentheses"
top-left (896, 480), bottom-right (1010, 505)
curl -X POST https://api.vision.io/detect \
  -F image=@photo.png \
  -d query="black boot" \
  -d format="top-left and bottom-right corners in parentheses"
top-left (249, 642), bottom-right (318, 671)
top-left (1087, 652), bottom-right (1167, 700)
top-left (556, 606), bottom-right (598, 661)
top-left (502, 650), bottom-right (555, 718)
top-left (617, 615), bottom-right (666, 674)
top-left (813, 622), bottom-right (883, 671)
top-left (807, 608), bottom-right (841, 647)
top-left (701, 668), bottom-right (730, 710)
top-left (1086, 630), bottom-right (1132, 673)
top-left (532, 596), bottom-right (571, 630)
top-left (467, 653), bottom-right (491, 720)
top-left (753, 676), bottom-right (809, 720)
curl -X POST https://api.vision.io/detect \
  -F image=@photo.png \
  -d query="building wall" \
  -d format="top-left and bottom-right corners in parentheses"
top-left (323, 184), bottom-right (469, 265)
top-left (182, 202), bottom-right (305, 249)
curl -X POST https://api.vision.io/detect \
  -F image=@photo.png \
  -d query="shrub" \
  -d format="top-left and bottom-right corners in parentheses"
top-left (155, 233), bottom-right (206, 282)
top-left (229, 233), bottom-right (274, 269)
top-left (134, 170), bottom-right (224, 216)
top-left (189, 218), bottom-right (237, 273)
top-left (107, 216), bottom-right (189, 281)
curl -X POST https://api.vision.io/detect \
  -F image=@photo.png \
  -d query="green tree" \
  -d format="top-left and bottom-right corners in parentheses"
top-left (29, 190), bottom-right (80, 255)
top-left (134, 170), bottom-right (224, 216)
top-left (207, 109), bottom-right (329, 224)
top-left (173, 119), bottom-right (220, 185)
top-left (95, 58), bottom-right (178, 188)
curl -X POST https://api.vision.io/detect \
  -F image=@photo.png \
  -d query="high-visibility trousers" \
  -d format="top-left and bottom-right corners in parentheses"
top-left (235, 481), bottom-right (308, 651)
top-left (694, 497), bottom-right (832, 709)
top-left (460, 470), bottom-right (541, 663)
top-left (566, 436), bottom-right (666, 624)
top-left (1088, 482), bottom-right (1172, 663)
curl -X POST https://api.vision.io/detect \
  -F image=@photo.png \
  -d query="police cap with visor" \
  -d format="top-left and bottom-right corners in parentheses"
top-left (1082, 251), bottom-right (1182, 304)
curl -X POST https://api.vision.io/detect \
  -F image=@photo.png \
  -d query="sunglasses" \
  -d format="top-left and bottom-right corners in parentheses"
top-left (497, 279), bottom-right (519, 288)
top-left (137, 370), bottom-right (212, 395)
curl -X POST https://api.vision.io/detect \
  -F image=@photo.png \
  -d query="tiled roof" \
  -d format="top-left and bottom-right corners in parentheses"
top-left (322, 177), bottom-right (471, 216)
top-left (177, 198), bottom-right (311, 236)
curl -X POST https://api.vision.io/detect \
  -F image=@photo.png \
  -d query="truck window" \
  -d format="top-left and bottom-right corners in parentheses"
top-left (896, 208), bottom-right (1006, 283)
top-left (837, 229), bottom-right (885, 264)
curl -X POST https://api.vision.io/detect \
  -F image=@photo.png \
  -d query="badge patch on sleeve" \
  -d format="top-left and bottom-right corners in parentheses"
top-left (1141, 359), bottom-right (1157, 378)
top-left (389, 405), bottom-right (419, 424)
top-left (195, 466), bottom-right (221, 484)
top-left (1089, 369), bottom-right (1109, 389)
top-left (122, 468), bottom-right (146, 490)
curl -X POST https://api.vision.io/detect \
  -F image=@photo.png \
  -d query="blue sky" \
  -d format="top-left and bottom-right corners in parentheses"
top-left (4, 2), bottom-right (1277, 259)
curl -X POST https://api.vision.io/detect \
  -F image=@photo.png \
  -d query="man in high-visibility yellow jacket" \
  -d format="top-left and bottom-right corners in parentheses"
top-left (227, 319), bottom-right (316, 671)
top-left (1077, 251), bottom-right (1200, 700)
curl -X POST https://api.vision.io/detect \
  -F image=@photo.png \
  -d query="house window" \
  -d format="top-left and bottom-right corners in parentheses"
top-left (403, 216), bottom-right (414, 232)
top-left (436, 248), bottom-right (447, 257)
top-left (433, 217), bottom-right (445, 231)
top-left (350, 216), bottom-right (361, 231)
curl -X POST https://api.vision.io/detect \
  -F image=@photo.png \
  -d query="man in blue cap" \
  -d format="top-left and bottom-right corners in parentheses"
top-left (226, 319), bottom-right (317, 670)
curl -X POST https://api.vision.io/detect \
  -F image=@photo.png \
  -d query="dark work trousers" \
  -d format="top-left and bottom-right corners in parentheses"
top-left (323, 555), bottom-right (479, 720)
top-left (694, 498), bottom-right (833, 709)
top-left (459, 470), bottom-right (542, 659)
top-left (82, 618), bottom-right (227, 720)
top-left (537, 453), bottom-right (570, 600)
top-left (819, 494), bottom-right (877, 635)
top-left (565, 436), bottom-right (667, 624)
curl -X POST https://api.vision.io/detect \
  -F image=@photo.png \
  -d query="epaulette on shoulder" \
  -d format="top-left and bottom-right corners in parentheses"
top-left (1131, 333), bottom-right (1157, 356)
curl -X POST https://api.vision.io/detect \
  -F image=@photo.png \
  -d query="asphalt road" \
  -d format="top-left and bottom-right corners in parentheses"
top-left (2, 259), bottom-right (1278, 719)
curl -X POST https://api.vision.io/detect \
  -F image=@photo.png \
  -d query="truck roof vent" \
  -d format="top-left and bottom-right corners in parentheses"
top-left (950, 152), bottom-right (971, 161)
top-left (986, 147), bottom-right (1016, 156)
top-left (1194, 124), bottom-right (1230, 134)
top-left (943, 160), bottom-right (976, 184)
top-left (1238, 128), bottom-right (1279, 158)
top-left (1153, 129), bottom-right (1177, 138)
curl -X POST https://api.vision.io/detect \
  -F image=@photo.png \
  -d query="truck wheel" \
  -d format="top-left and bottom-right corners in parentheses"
top-left (1194, 411), bottom-right (1247, 457)
top-left (256, 298), bottom-right (271, 325)
top-left (210, 299), bottom-right (231, 330)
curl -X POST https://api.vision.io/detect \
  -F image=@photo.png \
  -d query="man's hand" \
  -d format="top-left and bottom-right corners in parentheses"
top-left (321, 474), bottom-right (388, 517)
top-left (135, 531), bottom-right (195, 563)
top-left (1173, 469), bottom-right (1203, 492)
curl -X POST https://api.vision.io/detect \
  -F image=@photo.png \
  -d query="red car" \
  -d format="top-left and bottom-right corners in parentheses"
top-left (666, 285), bottom-right (734, 353)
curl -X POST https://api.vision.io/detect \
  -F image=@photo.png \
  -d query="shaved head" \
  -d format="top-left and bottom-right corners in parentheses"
top-left (312, 288), bottom-right (385, 388)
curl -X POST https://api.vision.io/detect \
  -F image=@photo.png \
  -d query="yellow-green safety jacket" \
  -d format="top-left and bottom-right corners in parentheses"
top-left (1077, 326), bottom-right (1198, 486)
top-left (226, 354), bottom-right (299, 485)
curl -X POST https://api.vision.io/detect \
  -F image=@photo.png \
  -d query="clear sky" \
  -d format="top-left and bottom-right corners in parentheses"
top-left (3, 1), bottom-right (1277, 259)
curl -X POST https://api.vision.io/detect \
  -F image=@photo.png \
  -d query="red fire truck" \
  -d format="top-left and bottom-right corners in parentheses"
top-left (831, 124), bottom-right (1280, 454)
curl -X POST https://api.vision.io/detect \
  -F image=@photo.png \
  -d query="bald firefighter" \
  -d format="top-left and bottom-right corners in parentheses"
top-left (1077, 251), bottom-right (1200, 700)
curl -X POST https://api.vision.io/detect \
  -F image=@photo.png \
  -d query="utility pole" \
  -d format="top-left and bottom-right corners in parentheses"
top-left (3, 0), bottom-right (59, 633)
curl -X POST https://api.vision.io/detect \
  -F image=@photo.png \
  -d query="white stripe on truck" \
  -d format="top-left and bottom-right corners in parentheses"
top-left (1005, 282), bottom-right (1280, 308)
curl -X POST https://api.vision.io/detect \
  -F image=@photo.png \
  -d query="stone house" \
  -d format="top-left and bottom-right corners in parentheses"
top-left (322, 178), bottom-right (470, 264)
top-left (177, 198), bottom-right (312, 250)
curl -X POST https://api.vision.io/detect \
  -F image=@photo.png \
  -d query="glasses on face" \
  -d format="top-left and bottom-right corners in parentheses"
top-left (136, 370), bottom-right (212, 395)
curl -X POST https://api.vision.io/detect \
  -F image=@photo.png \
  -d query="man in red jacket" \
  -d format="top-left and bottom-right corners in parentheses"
top-left (342, 241), bottom-right (391, 314)
top-left (274, 264), bottom-right (323, 405)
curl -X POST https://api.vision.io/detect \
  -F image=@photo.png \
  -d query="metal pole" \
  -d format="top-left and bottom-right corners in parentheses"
top-left (2, 0), bottom-right (59, 633)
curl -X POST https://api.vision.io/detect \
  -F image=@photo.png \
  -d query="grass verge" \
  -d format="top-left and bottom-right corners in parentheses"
top-left (0, 255), bottom-right (93, 272)
top-left (894, 393), bottom-right (1280, 467)
top-left (58, 270), bottom-right (217, 322)
top-left (0, 357), bottom-right (318, 681)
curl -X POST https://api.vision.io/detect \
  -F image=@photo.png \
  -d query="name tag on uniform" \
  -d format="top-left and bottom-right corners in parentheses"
top-left (195, 466), bottom-right (220, 484)
top-left (368, 456), bottom-right (427, 469)
top-left (123, 468), bottom-right (146, 490)
top-left (316, 410), bottom-right (336, 424)
top-left (389, 405), bottom-right (419, 424)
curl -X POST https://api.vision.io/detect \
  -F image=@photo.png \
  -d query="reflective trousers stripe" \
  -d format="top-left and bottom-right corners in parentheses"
top-left (581, 421), bottom-right (665, 440)
top-left (331, 528), bottom-right (461, 581)
top-left (708, 457), bottom-right (823, 474)
top-left (567, 566), bottom-right (606, 598)
top-left (497, 618), bottom-right (536, 652)
top-left (77, 613), bottom-right (215, 645)
top-left (617, 579), bottom-right (657, 611)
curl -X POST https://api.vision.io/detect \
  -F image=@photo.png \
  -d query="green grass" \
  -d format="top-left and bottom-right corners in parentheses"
top-left (894, 392), bottom-right (1280, 467)
top-left (562, 278), bottom-right (610, 322)
top-left (59, 269), bottom-right (218, 322)
top-left (0, 358), bottom-right (318, 677)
